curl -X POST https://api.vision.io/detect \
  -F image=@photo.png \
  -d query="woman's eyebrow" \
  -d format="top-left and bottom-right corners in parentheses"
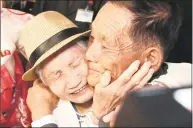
top-left (70, 55), bottom-right (81, 65)
top-left (69, 55), bottom-right (76, 63)
top-left (45, 70), bottom-right (58, 79)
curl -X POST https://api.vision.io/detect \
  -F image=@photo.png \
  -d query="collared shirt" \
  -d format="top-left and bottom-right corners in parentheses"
top-left (31, 100), bottom-right (98, 127)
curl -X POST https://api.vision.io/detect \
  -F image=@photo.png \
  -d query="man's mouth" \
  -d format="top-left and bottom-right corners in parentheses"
top-left (88, 62), bottom-right (104, 73)
top-left (88, 69), bottom-right (102, 77)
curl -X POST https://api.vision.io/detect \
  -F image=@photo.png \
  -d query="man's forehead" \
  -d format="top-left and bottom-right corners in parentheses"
top-left (92, 2), bottom-right (133, 39)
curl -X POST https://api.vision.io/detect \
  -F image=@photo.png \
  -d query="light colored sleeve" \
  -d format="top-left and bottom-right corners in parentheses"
top-left (31, 115), bottom-right (56, 127)
top-left (151, 62), bottom-right (192, 88)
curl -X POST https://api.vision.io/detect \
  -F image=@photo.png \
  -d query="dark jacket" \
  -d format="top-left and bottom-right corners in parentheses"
top-left (11, 1), bottom-right (34, 13)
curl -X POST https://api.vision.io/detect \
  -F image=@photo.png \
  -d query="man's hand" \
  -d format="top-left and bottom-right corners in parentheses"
top-left (27, 79), bottom-right (59, 121)
top-left (92, 60), bottom-right (154, 123)
top-left (103, 104), bottom-right (123, 127)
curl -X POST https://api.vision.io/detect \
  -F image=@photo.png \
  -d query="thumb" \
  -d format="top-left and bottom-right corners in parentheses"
top-left (103, 104), bottom-right (123, 127)
top-left (96, 71), bottom-right (111, 88)
top-left (100, 71), bottom-right (111, 87)
top-left (103, 110), bottom-right (116, 123)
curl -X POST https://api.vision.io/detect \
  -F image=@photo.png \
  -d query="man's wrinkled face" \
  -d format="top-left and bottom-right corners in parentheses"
top-left (86, 2), bottom-right (142, 86)
top-left (40, 44), bottom-right (94, 103)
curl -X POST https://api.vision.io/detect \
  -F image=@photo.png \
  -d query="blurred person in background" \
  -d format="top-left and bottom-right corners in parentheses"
top-left (4, 0), bottom-right (35, 13)
top-left (1, 8), bottom-right (33, 127)
top-left (1, 0), bottom-right (5, 8)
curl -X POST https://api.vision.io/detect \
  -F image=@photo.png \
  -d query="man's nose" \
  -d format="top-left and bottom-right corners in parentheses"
top-left (85, 42), bottom-right (101, 62)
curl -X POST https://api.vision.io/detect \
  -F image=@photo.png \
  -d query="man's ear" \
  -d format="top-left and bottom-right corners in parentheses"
top-left (140, 47), bottom-right (163, 72)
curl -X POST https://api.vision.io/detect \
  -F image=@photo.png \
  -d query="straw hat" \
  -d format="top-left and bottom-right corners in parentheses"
top-left (19, 11), bottom-right (90, 81)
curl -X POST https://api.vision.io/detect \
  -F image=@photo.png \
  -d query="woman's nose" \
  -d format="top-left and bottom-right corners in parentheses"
top-left (66, 73), bottom-right (81, 89)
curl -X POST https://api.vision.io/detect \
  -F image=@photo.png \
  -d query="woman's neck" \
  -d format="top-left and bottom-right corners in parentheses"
top-left (74, 99), bottom-right (93, 114)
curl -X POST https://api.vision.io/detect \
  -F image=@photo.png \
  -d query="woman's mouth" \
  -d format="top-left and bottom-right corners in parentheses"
top-left (72, 86), bottom-right (86, 94)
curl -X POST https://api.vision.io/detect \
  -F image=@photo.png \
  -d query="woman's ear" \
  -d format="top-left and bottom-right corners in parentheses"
top-left (140, 47), bottom-right (163, 72)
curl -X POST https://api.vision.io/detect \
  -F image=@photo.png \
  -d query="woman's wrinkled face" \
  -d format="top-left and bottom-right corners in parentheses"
top-left (40, 44), bottom-right (94, 103)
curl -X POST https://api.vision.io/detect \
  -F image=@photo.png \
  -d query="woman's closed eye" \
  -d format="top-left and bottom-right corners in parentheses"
top-left (69, 57), bottom-right (81, 68)
top-left (47, 70), bottom-right (63, 81)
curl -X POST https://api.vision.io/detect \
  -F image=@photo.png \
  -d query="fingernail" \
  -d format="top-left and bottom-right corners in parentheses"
top-left (145, 61), bottom-right (151, 66)
top-left (104, 70), bottom-right (111, 76)
top-left (135, 60), bottom-right (140, 64)
top-left (150, 68), bottom-right (154, 73)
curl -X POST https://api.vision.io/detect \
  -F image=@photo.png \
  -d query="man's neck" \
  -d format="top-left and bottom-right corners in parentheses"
top-left (74, 99), bottom-right (93, 114)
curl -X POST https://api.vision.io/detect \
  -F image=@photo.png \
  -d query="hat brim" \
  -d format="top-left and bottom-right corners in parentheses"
top-left (22, 30), bottom-right (90, 81)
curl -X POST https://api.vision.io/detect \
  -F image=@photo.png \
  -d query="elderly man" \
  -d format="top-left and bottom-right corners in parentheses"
top-left (86, 0), bottom-right (182, 123)
top-left (26, 0), bottom-right (185, 127)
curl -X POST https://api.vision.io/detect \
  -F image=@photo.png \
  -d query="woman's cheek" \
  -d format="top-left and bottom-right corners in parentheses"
top-left (49, 86), bottom-right (59, 97)
top-left (80, 60), bottom-right (89, 76)
top-left (49, 82), bottom-right (65, 98)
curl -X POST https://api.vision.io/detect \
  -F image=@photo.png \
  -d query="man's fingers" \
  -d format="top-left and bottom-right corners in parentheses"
top-left (110, 104), bottom-right (123, 127)
top-left (117, 60), bottom-right (140, 85)
top-left (132, 68), bottom-right (154, 90)
top-left (103, 104), bottom-right (123, 127)
top-left (111, 60), bottom-right (140, 99)
top-left (115, 103), bottom-right (123, 113)
top-left (103, 111), bottom-right (115, 123)
top-left (96, 71), bottom-right (111, 88)
top-left (125, 61), bottom-right (151, 90)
